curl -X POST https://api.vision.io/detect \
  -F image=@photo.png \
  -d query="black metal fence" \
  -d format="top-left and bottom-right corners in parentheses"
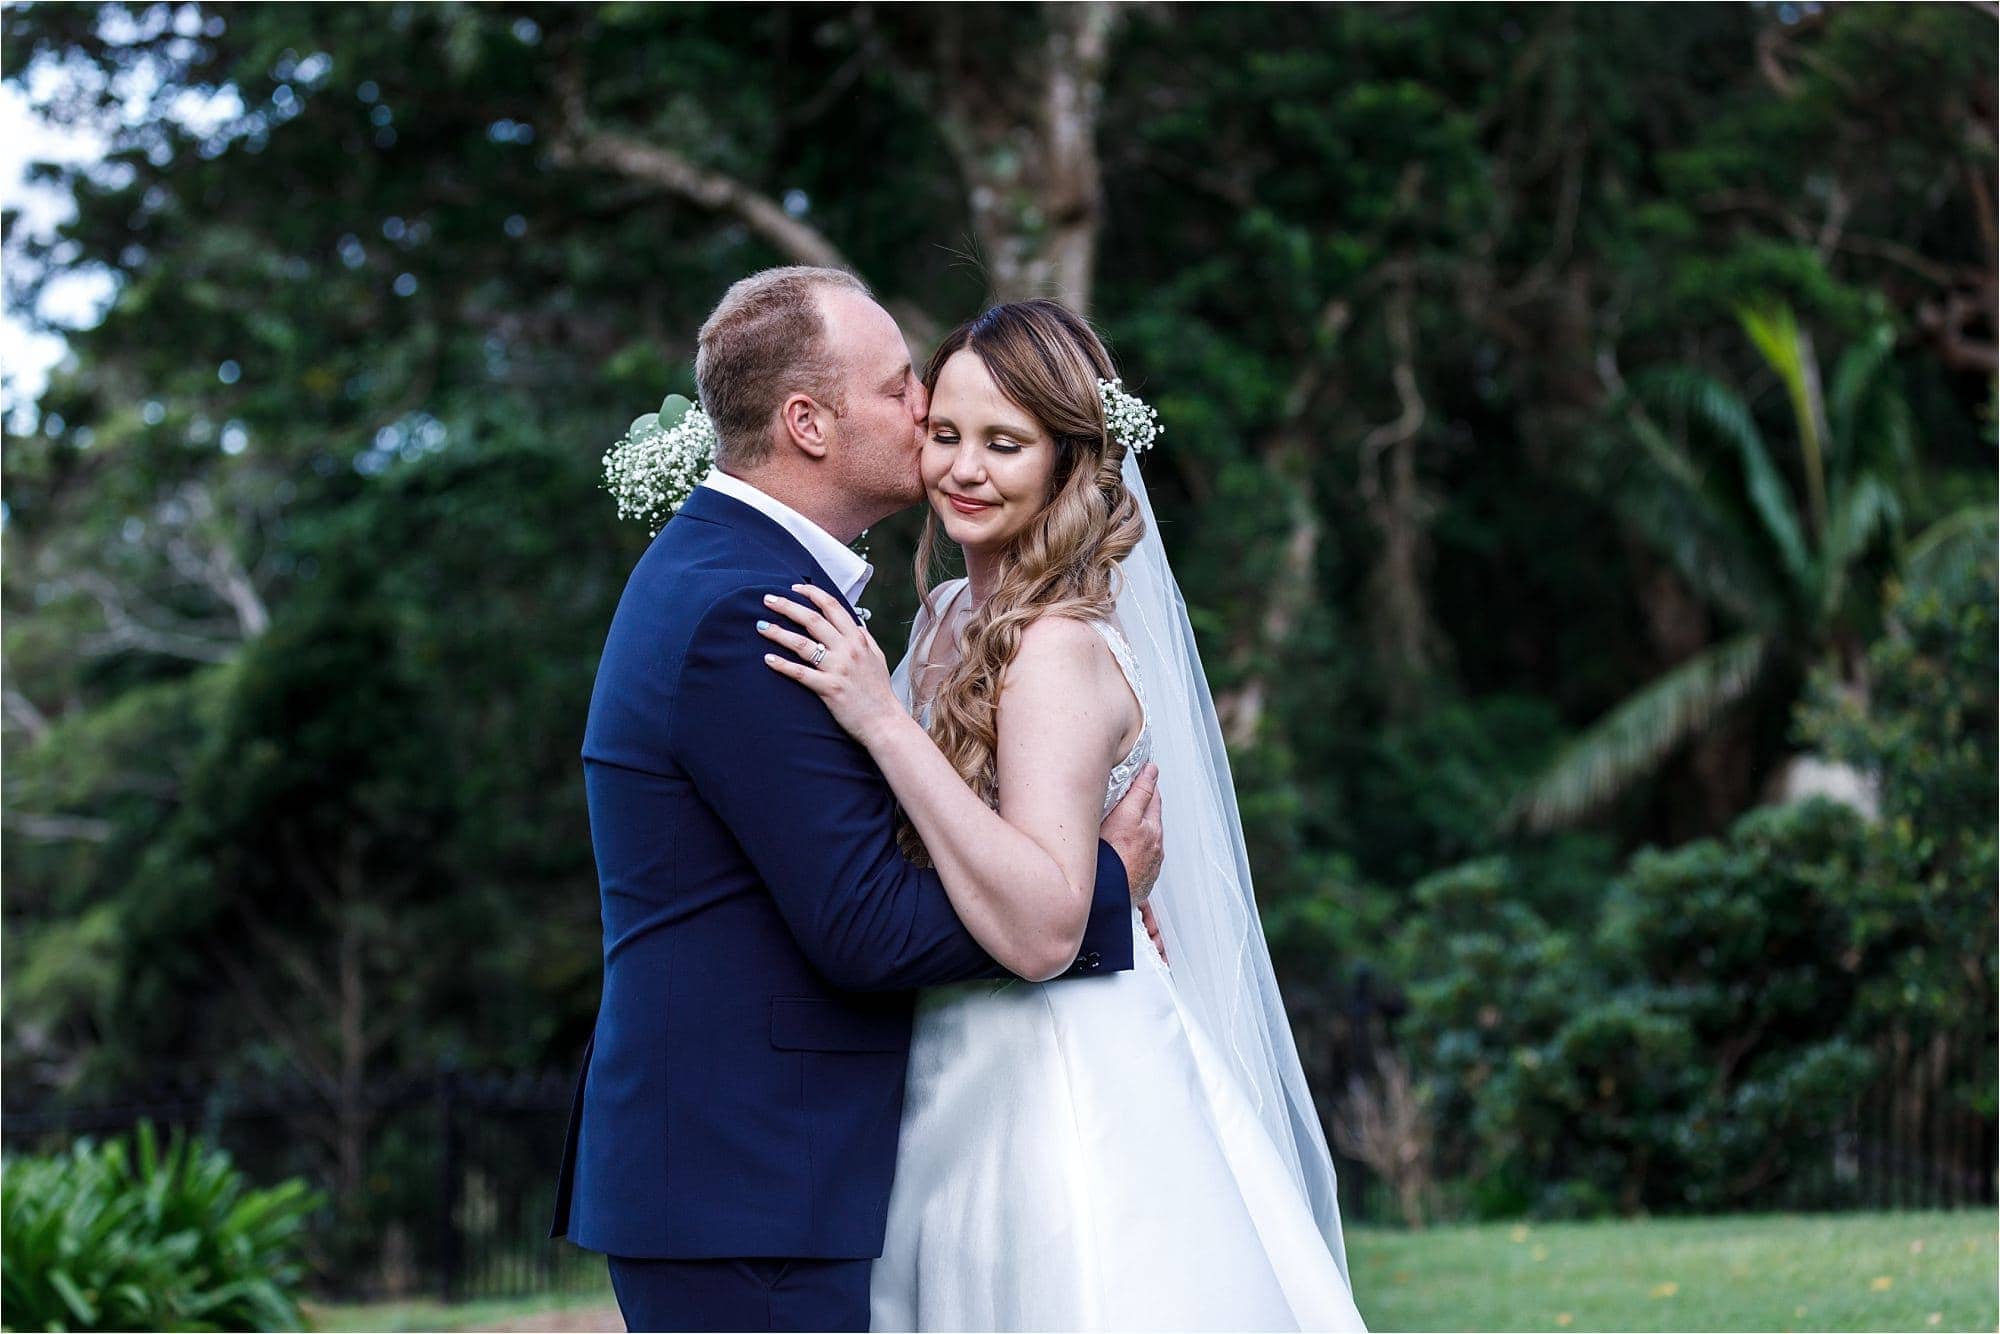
top-left (2, 1068), bottom-right (600, 1304)
top-left (1319, 1011), bottom-right (1998, 1227)
top-left (6, 1044), bottom-right (1993, 1305)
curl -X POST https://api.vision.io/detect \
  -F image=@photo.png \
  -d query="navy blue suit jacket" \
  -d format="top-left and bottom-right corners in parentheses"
top-left (551, 484), bottom-right (1136, 1260)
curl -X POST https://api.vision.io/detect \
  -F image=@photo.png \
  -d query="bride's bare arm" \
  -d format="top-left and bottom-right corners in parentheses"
top-left (760, 585), bottom-right (1133, 982)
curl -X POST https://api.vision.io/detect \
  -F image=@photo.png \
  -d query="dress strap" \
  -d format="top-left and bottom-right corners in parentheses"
top-left (917, 579), bottom-right (971, 664)
top-left (910, 579), bottom-right (971, 722)
top-left (1088, 618), bottom-right (1148, 710)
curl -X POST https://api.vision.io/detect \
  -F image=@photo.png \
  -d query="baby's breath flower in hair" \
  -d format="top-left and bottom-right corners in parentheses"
top-left (1098, 378), bottom-right (1163, 455)
top-left (603, 394), bottom-right (717, 535)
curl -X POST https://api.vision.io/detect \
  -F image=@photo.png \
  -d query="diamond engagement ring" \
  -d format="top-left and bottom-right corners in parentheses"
top-left (809, 642), bottom-right (828, 668)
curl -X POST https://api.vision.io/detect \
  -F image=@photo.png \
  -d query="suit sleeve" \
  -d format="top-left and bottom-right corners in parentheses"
top-left (672, 584), bottom-right (1134, 991)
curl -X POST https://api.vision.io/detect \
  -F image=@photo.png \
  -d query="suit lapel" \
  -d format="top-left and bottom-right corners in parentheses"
top-left (675, 486), bottom-right (865, 624)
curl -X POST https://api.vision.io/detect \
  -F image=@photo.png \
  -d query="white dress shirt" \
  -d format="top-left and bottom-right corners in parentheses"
top-left (698, 468), bottom-right (875, 614)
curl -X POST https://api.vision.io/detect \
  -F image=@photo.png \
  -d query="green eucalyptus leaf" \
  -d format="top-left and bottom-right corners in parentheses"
top-left (657, 393), bottom-right (697, 428)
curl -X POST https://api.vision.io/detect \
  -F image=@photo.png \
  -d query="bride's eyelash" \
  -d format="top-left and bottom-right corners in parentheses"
top-left (928, 431), bottom-right (1022, 454)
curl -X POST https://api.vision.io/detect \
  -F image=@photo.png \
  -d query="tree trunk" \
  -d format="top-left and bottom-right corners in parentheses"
top-left (335, 840), bottom-right (370, 1222)
top-left (924, 4), bottom-right (1119, 310)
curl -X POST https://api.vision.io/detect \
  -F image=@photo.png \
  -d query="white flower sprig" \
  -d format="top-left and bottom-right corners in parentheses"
top-left (603, 394), bottom-right (717, 535)
top-left (1098, 377), bottom-right (1163, 455)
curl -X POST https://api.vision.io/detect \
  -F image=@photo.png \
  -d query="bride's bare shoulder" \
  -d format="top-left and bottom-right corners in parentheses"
top-left (1012, 612), bottom-right (1107, 661)
top-left (1005, 615), bottom-right (1132, 719)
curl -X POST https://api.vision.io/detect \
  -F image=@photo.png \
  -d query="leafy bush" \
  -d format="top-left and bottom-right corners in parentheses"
top-left (1395, 804), bottom-right (1879, 1218)
top-left (1794, 557), bottom-right (1999, 1113)
top-left (1, 1122), bottom-right (322, 1331)
top-left (1386, 555), bottom-right (1997, 1220)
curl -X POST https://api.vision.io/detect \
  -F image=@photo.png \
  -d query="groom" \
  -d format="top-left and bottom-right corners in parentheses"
top-left (551, 266), bottom-right (1165, 1333)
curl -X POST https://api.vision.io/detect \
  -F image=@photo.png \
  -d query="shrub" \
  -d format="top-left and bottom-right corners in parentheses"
top-left (1, 1122), bottom-right (323, 1331)
top-left (1794, 558), bottom-right (1998, 1114)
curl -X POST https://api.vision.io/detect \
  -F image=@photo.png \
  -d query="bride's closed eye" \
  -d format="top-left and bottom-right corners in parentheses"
top-left (930, 430), bottom-right (1023, 455)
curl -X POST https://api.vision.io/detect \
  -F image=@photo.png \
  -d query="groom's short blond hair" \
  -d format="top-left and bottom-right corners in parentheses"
top-left (696, 266), bottom-right (872, 469)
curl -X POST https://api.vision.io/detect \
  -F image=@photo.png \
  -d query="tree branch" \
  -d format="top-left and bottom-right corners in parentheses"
top-left (62, 571), bottom-right (242, 664)
top-left (1, 653), bottom-right (50, 740)
top-left (1, 810), bottom-right (115, 843)
top-left (210, 947), bottom-right (341, 1100)
top-left (1211, 297), bottom-right (1353, 746)
top-left (548, 54), bottom-right (854, 273)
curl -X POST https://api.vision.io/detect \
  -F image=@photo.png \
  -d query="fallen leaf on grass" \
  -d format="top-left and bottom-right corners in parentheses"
top-left (1510, 1225), bottom-right (1530, 1243)
top-left (1392, 1271), bottom-right (1413, 1284)
top-left (1925, 1314), bottom-right (1941, 1326)
top-left (1870, 1276), bottom-right (1894, 1291)
top-left (1556, 1315), bottom-right (1572, 1327)
top-left (1650, 1282), bottom-right (1679, 1299)
top-left (1910, 1238), bottom-right (1925, 1253)
top-left (1531, 1245), bottom-right (1549, 1262)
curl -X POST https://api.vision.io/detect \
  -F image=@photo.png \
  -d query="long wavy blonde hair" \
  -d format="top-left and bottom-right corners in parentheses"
top-left (899, 300), bottom-right (1146, 862)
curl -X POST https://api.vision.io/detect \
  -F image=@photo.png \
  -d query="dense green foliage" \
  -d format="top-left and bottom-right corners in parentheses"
top-left (1357, 558), bottom-right (1997, 1219)
top-left (1796, 564), bottom-right (2000, 1086)
top-left (1, 1123), bottom-right (322, 1331)
top-left (3, 0), bottom-right (1992, 1236)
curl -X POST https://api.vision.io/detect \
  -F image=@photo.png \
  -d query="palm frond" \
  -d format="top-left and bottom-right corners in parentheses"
top-left (1641, 365), bottom-right (1814, 597)
top-left (1617, 405), bottom-right (1787, 625)
top-left (1826, 323), bottom-right (1896, 471)
top-left (1737, 300), bottom-right (1833, 554)
top-left (1822, 473), bottom-right (1905, 618)
top-left (1904, 505), bottom-right (2000, 593)
top-left (1498, 631), bottom-right (1770, 834)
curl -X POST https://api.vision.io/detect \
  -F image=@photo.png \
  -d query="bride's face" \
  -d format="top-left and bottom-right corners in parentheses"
top-left (922, 350), bottom-right (1059, 554)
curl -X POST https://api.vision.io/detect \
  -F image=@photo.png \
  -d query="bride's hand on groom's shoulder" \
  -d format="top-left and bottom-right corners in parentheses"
top-left (759, 584), bottom-right (904, 746)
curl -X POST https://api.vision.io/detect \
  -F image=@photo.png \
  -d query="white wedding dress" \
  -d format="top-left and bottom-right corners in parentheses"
top-left (868, 578), bottom-right (1368, 1333)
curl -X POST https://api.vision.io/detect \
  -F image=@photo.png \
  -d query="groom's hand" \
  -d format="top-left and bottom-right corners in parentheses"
top-left (1100, 762), bottom-right (1163, 906)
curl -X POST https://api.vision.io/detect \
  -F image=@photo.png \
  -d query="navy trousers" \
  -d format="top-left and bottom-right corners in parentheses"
top-left (606, 1254), bottom-right (872, 1332)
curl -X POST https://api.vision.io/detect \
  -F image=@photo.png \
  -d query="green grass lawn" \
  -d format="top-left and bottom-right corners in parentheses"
top-left (309, 1210), bottom-right (1998, 1332)
top-left (1347, 1209), bottom-right (1998, 1332)
top-left (307, 1283), bottom-right (615, 1332)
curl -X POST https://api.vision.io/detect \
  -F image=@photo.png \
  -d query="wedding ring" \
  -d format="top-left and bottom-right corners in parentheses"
top-left (809, 642), bottom-right (828, 668)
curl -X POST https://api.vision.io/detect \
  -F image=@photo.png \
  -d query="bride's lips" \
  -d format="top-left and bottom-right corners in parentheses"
top-left (945, 493), bottom-right (995, 516)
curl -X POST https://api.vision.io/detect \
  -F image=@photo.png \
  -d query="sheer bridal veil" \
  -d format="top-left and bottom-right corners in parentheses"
top-left (1112, 450), bottom-right (1352, 1285)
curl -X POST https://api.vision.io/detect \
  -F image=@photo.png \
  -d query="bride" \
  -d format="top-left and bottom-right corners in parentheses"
top-left (757, 300), bottom-right (1367, 1332)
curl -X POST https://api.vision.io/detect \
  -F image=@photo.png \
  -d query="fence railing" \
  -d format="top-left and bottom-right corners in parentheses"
top-left (2, 1068), bottom-right (599, 1303)
top-left (6, 1044), bottom-right (1993, 1304)
top-left (1318, 1015), bottom-right (1997, 1227)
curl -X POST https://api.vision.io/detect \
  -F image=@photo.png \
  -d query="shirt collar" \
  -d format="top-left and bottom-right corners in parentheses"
top-left (697, 468), bottom-right (874, 606)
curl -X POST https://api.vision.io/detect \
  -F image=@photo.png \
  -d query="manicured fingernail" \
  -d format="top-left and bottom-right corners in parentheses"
top-left (764, 654), bottom-right (779, 664)
top-left (764, 594), bottom-right (779, 604)
top-left (756, 620), bottom-right (771, 631)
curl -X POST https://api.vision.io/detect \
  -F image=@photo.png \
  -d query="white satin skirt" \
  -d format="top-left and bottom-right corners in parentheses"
top-left (868, 910), bottom-right (1368, 1332)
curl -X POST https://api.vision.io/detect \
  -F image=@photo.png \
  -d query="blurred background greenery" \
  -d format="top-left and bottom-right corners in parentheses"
top-left (2, 0), bottom-right (1994, 1323)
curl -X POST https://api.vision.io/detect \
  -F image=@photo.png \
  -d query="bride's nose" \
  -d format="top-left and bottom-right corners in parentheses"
top-left (950, 442), bottom-right (986, 487)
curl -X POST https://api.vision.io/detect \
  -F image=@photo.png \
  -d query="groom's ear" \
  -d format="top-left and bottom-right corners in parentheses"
top-left (778, 392), bottom-right (831, 460)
